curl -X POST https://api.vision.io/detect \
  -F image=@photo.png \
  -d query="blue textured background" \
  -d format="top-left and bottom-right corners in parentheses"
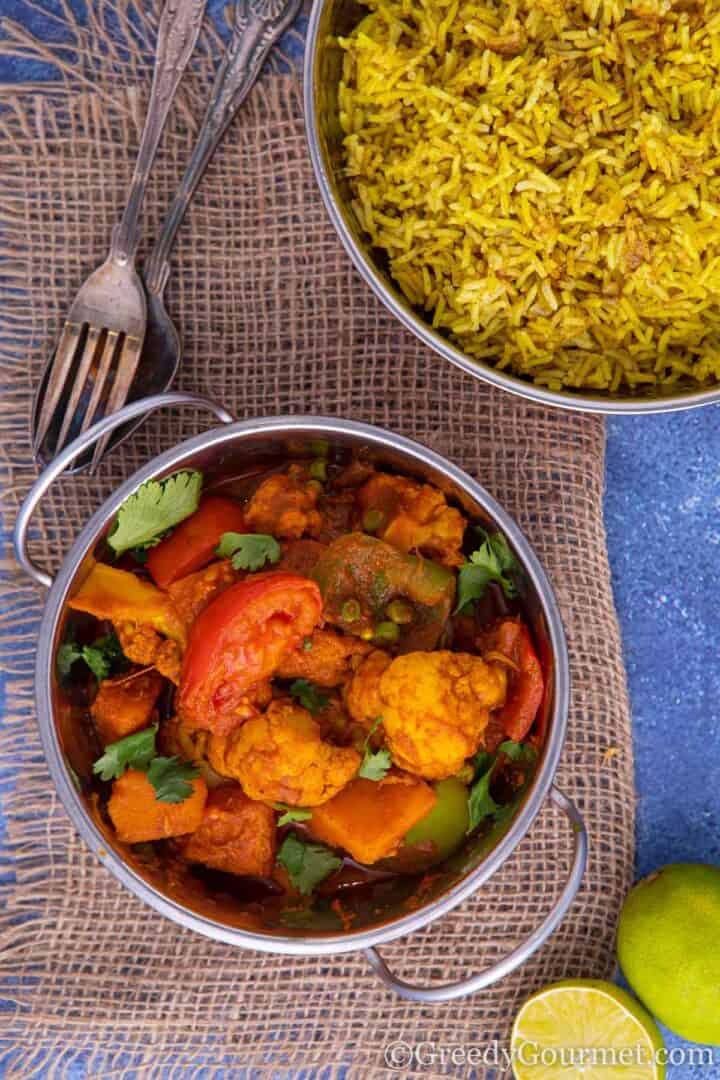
top-left (1, 1), bottom-right (719, 1075)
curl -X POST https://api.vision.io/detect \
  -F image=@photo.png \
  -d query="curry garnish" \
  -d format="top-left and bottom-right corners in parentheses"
top-left (276, 806), bottom-right (313, 826)
top-left (216, 531), bottom-right (281, 571)
top-left (358, 717), bottom-right (392, 782)
top-left (93, 729), bottom-right (199, 804)
top-left (57, 631), bottom-right (125, 682)
top-left (467, 740), bottom-right (536, 833)
top-left (146, 756), bottom-right (201, 804)
top-left (277, 833), bottom-right (342, 895)
top-left (455, 529), bottom-right (518, 614)
top-left (108, 470), bottom-right (203, 555)
top-left (93, 725), bottom-right (159, 781)
top-left (289, 679), bottom-right (329, 713)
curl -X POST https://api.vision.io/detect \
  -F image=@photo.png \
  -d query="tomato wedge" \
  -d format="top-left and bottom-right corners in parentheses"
top-left (178, 572), bottom-right (322, 734)
top-left (146, 495), bottom-right (247, 589)
top-left (482, 618), bottom-right (544, 742)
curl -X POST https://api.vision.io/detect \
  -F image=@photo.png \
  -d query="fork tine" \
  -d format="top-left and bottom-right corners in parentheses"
top-left (88, 334), bottom-right (143, 474)
top-left (80, 329), bottom-right (122, 436)
top-left (33, 321), bottom-right (85, 454)
top-left (54, 326), bottom-right (106, 452)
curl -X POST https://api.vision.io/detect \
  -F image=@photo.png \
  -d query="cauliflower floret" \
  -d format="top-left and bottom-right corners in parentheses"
top-left (180, 785), bottom-right (277, 879)
top-left (115, 622), bottom-right (182, 684)
top-left (357, 473), bottom-right (466, 567)
top-left (342, 648), bottom-right (391, 731)
top-left (344, 650), bottom-right (507, 779)
top-left (276, 628), bottom-right (371, 687)
top-left (206, 699), bottom-right (361, 806)
top-left (245, 465), bottom-right (323, 539)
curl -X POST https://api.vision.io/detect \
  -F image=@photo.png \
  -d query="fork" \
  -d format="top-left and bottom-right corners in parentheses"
top-left (32, 0), bottom-right (207, 471)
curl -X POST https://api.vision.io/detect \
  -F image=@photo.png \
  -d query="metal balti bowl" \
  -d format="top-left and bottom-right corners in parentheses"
top-left (14, 392), bottom-right (587, 1002)
top-left (303, 0), bottom-right (720, 416)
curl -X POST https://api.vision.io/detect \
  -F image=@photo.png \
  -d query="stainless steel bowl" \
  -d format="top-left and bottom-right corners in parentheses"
top-left (14, 392), bottom-right (587, 1001)
top-left (303, 2), bottom-right (720, 415)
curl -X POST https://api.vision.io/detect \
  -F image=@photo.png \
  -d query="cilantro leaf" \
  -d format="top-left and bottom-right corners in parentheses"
top-left (289, 679), bottom-right (329, 713)
top-left (454, 528), bottom-right (518, 613)
top-left (497, 739), bottom-right (526, 761)
top-left (93, 724), bottom-right (158, 781)
top-left (358, 716), bottom-right (391, 781)
top-left (276, 806), bottom-right (313, 826)
top-left (93, 726), bottom-right (201, 805)
top-left (57, 632), bottom-right (125, 682)
top-left (216, 532), bottom-right (281, 572)
top-left (467, 762), bottom-right (502, 831)
top-left (455, 564), bottom-right (494, 614)
top-left (57, 642), bottom-right (82, 679)
top-left (359, 746), bottom-right (392, 781)
top-left (276, 833), bottom-right (341, 895)
top-left (472, 749), bottom-right (494, 775)
top-left (81, 633), bottom-right (125, 680)
top-left (146, 756), bottom-right (200, 803)
top-left (108, 470), bottom-right (203, 555)
top-left (467, 740), bottom-right (536, 832)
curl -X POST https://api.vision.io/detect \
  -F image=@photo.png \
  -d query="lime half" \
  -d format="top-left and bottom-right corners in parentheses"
top-left (511, 979), bottom-right (665, 1080)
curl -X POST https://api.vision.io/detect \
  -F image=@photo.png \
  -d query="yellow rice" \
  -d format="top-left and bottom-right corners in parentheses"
top-left (338, 0), bottom-right (720, 393)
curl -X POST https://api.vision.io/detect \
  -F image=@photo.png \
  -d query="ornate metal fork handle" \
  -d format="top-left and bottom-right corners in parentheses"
top-left (112, 0), bottom-right (208, 263)
top-left (144, 0), bottom-right (302, 294)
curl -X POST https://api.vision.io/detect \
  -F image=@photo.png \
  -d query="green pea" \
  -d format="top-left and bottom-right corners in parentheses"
top-left (309, 439), bottom-right (330, 457)
top-left (309, 459), bottom-right (327, 482)
top-left (362, 508), bottom-right (386, 533)
top-left (386, 598), bottom-right (414, 625)
top-left (341, 598), bottom-right (362, 623)
top-left (374, 620), bottom-right (400, 643)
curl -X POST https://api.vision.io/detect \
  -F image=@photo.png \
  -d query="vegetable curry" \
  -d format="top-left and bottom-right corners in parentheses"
top-left (60, 452), bottom-right (547, 929)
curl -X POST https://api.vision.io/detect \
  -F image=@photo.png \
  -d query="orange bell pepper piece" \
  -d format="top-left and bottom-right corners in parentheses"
top-left (68, 563), bottom-right (185, 644)
top-left (146, 495), bottom-right (247, 589)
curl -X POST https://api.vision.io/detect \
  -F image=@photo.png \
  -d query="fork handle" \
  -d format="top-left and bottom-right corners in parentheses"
top-left (112, 0), bottom-right (208, 263)
top-left (144, 0), bottom-right (302, 295)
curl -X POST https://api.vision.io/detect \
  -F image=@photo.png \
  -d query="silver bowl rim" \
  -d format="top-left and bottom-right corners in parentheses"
top-left (302, 8), bottom-right (720, 417)
top-left (35, 415), bottom-right (570, 956)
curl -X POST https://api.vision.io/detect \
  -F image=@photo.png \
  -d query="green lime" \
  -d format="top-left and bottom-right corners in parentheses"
top-left (511, 979), bottom-right (664, 1079)
top-left (618, 862), bottom-right (720, 1045)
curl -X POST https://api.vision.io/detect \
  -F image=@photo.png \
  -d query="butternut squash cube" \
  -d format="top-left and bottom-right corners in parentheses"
top-left (108, 769), bottom-right (207, 843)
top-left (308, 772), bottom-right (436, 864)
top-left (91, 672), bottom-right (164, 745)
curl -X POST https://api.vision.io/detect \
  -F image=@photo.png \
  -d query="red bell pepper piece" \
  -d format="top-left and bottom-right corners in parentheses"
top-left (146, 495), bottom-right (247, 589)
top-left (484, 618), bottom-right (544, 742)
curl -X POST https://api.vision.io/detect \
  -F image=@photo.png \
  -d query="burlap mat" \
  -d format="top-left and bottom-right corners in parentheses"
top-left (0, 3), bottom-right (635, 1075)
